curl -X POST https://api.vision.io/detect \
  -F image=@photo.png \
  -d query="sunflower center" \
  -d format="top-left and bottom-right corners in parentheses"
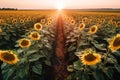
top-left (118, 23), bottom-right (120, 26)
top-left (99, 22), bottom-right (101, 25)
top-left (21, 40), bottom-right (29, 46)
top-left (84, 54), bottom-right (96, 62)
top-left (83, 19), bottom-right (85, 22)
top-left (32, 33), bottom-right (38, 38)
top-left (2, 52), bottom-right (15, 61)
top-left (91, 27), bottom-right (96, 32)
top-left (113, 37), bottom-right (120, 47)
top-left (71, 20), bottom-right (74, 23)
top-left (36, 24), bottom-right (41, 29)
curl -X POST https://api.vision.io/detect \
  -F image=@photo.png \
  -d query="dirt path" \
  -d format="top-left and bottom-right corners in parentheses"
top-left (54, 14), bottom-right (68, 80)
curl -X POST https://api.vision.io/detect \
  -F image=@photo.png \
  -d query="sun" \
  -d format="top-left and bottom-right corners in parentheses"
top-left (57, 4), bottom-right (63, 10)
top-left (57, 0), bottom-right (64, 10)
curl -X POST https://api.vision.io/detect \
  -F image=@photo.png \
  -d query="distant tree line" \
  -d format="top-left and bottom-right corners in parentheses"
top-left (0, 8), bottom-right (17, 10)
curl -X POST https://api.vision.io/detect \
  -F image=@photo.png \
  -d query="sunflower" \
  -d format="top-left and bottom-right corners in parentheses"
top-left (0, 50), bottom-right (19, 64)
top-left (67, 17), bottom-right (72, 22)
top-left (19, 38), bottom-right (31, 48)
top-left (70, 19), bottom-right (75, 25)
top-left (82, 17), bottom-right (88, 23)
top-left (34, 23), bottom-right (42, 30)
top-left (117, 21), bottom-right (120, 27)
top-left (40, 19), bottom-right (46, 24)
top-left (45, 23), bottom-right (49, 27)
top-left (101, 19), bottom-right (105, 23)
top-left (81, 50), bottom-right (101, 66)
top-left (109, 34), bottom-right (120, 51)
top-left (12, 19), bottom-right (17, 24)
top-left (112, 21), bottom-right (116, 25)
top-left (47, 17), bottom-right (53, 22)
top-left (29, 32), bottom-right (40, 40)
top-left (97, 21), bottom-right (102, 27)
top-left (48, 21), bottom-right (52, 25)
top-left (78, 23), bottom-right (85, 31)
top-left (0, 28), bottom-right (2, 33)
top-left (26, 17), bottom-right (31, 22)
top-left (0, 19), bottom-right (4, 25)
top-left (20, 19), bottom-right (25, 24)
top-left (88, 25), bottom-right (98, 34)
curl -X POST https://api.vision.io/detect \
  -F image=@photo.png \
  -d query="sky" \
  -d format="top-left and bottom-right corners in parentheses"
top-left (0, 0), bottom-right (120, 9)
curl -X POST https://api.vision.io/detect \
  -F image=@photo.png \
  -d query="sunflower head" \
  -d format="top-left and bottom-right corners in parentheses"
top-left (112, 21), bottom-right (117, 26)
top-left (45, 23), bottom-right (49, 27)
top-left (81, 49), bottom-right (101, 66)
top-left (70, 19), bottom-right (75, 25)
top-left (109, 34), bottom-right (120, 51)
top-left (82, 17), bottom-right (88, 23)
top-left (34, 23), bottom-right (42, 30)
top-left (0, 28), bottom-right (2, 33)
top-left (117, 21), bottom-right (120, 27)
top-left (88, 25), bottom-right (98, 34)
top-left (40, 19), bottom-right (46, 24)
top-left (19, 38), bottom-right (31, 48)
top-left (47, 17), bottom-right (53, 22)
top-left (0, 50), bottom-right (19, 64)
top-left (0, 19), bottom-right (5, 25)
top-left (20, 19), bottom-right (25, 24)
top-left (97, 21), bottom-right (102, 27)
top-left (29, 32), bottom-right (41, 41)
top-left (48, 21), bottom-right (52, 25)
top-left (78, 23), bottom-right (85, 31)
top-left (12, 19), bottom-right (17, 24)
top-left (67, 17), bottom-right (72, 21)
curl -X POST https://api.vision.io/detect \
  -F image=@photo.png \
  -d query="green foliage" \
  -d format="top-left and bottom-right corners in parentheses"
top-left (1, 15), bottom-right (56, 80)
top-left (64, 14), bottom-right (120, 80)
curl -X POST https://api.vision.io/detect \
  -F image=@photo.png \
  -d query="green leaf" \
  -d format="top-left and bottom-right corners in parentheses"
top-left (91, 41), bottom-right (106, 51)
top-left (68, 46), bottom-right (76, 52)
top-left (25, 50), bottom-right (38, 56)
top-left (93, 69), bottom-right (105, 80)
top-left (1, 32), bottom-right (7, 35)
top-left (115, 64), bottom-right (120, 73)
top-left (113, 51), bottom-right (120, 57)
top-left (73, 60), bottom-right (82, 70)
top-left (76, 71), bottom-right (83, 80)
top-left (45, 43), bottom-right (52, 49)
top-left (102, 68), bottom-right (114, 79)
top-left (107, 58), bottom-right (114, 63)
top-left (45, 60), bottom-right (51, 66)
top-left (1, 63), bottom-right (7, 69)
top-left (28, 54), bottom-right (41, 62)
top-left (32, 64), bottom-right (42, 75)
top-left (108, 55), bottom-right (117, 63)
top-left (17, 49), bottom-right (24, 54)
top-left (18, 67), bottom-right (28, 78)
top-left (2, 68), bottom-right (15, 80)
top-left (4, 36), bottom-right (10, 40)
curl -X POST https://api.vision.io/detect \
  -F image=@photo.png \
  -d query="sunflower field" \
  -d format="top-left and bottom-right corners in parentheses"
top-left (63, 11), bottom-right (120, 80)
top-left (0, 10), bottom-right (120, 80)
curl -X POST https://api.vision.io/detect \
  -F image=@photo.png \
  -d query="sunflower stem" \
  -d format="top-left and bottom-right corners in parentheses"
top-left (83, 65), bottom-right (87, 72)
top-left (103, 48), bottom-right (110, 65)
top-left (76, 32), bottom-right (81, 51)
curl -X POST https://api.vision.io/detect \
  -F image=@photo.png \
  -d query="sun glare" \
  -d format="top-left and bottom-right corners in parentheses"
top-left (57, 4), bottom-right (63, 10)
top-left (57, 0), bottom-right (64, 11)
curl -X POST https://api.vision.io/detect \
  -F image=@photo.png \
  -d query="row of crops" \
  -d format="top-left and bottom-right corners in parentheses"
top-left (0, 11), bottom-right (57, 80)
top-left (0, 10), bottom-right (120, 80)
top-left (62, 12), bottom-right (120, 80)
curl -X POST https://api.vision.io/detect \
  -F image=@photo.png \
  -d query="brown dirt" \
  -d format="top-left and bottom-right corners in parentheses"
top-left (54, 14), bottom-right (68, 80)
